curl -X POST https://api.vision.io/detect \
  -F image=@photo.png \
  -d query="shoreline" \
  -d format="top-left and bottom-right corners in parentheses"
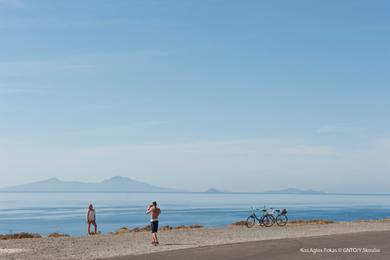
top-left (1, 220), bottom-right (390, 259)
top-left (1, 218), bottom-right (389, 239)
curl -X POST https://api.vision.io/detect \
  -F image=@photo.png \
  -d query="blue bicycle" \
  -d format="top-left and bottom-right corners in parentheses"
top-left (272, 208), bottom-right (288, 226)
top-left (246, 207), bottom-right (275, 228)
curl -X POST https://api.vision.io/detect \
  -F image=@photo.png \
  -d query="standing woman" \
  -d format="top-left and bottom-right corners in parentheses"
top-left (86, 204), bottom-right (97, 235)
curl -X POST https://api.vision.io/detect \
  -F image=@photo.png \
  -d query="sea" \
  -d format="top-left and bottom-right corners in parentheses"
top-left (0, 192), bottom-right (390, 236)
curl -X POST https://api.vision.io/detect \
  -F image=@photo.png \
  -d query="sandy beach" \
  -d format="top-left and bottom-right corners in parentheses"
top-left (1, 221), bottom-right (390, 260)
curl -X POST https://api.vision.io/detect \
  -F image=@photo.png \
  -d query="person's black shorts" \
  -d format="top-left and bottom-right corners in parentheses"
top-left (151, 220), bottom-right (159, 233)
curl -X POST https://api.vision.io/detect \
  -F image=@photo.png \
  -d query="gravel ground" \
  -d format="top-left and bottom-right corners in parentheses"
top-left (1, 221), bottom-right (390, 260)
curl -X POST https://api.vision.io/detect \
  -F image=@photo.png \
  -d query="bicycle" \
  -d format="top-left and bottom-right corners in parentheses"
top-left (246, 207), bottom-right (275, 228)
top-left (272, 208), bottom-right (288, 226)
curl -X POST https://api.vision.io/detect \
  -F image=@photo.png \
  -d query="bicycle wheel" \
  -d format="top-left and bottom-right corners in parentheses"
top-left (262, 215), bottom-right (275, 227)
top-left (276, 215), bottom-right (288, 226)
top-left (246, 216), bottom-right (256, 228)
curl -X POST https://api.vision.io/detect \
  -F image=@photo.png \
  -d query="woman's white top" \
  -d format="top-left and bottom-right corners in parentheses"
top-left (87, 209), bottom-right (96, 222)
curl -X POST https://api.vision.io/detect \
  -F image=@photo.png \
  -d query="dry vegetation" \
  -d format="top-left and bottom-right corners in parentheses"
top-left (231, 221), bottom-right (248, 226)
top-left (6, 219), bottom-right (390, 240)
top-left (232, 218), bottom-right (390, 226)
top-left (353, 218), bottom-right (390, 223)
top-left (289, 219), bottom-right (334, 225)
top-left (114, 224), bottom-right (204, 234)
top-left (231, 219), bottom-right (336, 226)
top-left (0, 232), bottom-right (42, 240)
top-left (48, 233), bottom-right (70, 238)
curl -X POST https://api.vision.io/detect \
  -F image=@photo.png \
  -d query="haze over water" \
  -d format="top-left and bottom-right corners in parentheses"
top-left (1, 192), bottom-right (390, 236)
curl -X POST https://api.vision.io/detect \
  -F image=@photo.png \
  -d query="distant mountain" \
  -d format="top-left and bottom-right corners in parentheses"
top-left (205, 188), bottom-right (230, 193)
top-left (263, 188), bottom-right (325, 194)
top-left (0, 176), bottom-right (181, 193)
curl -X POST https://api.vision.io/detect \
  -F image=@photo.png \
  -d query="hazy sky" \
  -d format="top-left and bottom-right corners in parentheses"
top-left (0, 0), bottom-right (389, 193)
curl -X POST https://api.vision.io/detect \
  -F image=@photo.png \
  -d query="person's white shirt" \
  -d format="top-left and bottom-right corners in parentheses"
top-left (87, 209), bottom-right (96, 222)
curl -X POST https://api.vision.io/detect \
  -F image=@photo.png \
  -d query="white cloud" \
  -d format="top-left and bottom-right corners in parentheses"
top-left (0, 17), bottom-right (155, 29)
top-left (0, 51), bottom-right (169, 77)
top-left (317, 125), bottom-right (366, 134)
top-left (60, 121), bottom-right (169, 136)
top-left (0, 83), bottom-right (50, 94)
top-left (277, 144), bottom-right (336, 156)
top-left (0, 60), bottom-right (95, 77)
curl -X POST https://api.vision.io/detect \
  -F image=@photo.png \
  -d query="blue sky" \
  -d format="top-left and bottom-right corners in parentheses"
top-left (0, 0), bottom-right (389, 193)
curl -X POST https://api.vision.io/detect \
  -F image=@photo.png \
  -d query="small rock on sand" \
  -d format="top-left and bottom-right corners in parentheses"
top-left (0, 248), bottom-right (30, 255)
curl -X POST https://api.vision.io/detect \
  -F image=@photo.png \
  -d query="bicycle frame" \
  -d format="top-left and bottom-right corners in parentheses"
top-left (250, 207), bottom-right (274, 225)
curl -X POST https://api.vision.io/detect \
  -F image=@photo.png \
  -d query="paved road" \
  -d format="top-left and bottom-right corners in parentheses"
top-left (102, 231), bottom-right (390, 260)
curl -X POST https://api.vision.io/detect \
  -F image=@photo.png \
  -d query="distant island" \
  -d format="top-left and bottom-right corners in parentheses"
top-left (0, 177), bottom-right (326, 194)
top-left (205, 188), bottom-right (230, 193)
top-left (263, 188), bottom-right (325, 194)
top-left (0, 176), bottom-right (182, 193)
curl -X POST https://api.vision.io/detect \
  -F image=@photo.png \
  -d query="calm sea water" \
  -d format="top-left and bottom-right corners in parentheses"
top-left (0, 192), bottom-right (389, 236)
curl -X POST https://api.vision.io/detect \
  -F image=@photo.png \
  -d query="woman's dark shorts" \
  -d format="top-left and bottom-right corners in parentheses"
top-left (151, 220), bottom-right (159, 233)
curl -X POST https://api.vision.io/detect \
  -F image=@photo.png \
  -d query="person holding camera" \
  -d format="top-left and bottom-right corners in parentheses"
top-left (146, 201), bottom-right (161, 245)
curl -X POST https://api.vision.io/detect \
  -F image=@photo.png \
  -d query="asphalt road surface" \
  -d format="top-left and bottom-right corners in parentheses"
top-left (102, 231), bottom-right (390, 260)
